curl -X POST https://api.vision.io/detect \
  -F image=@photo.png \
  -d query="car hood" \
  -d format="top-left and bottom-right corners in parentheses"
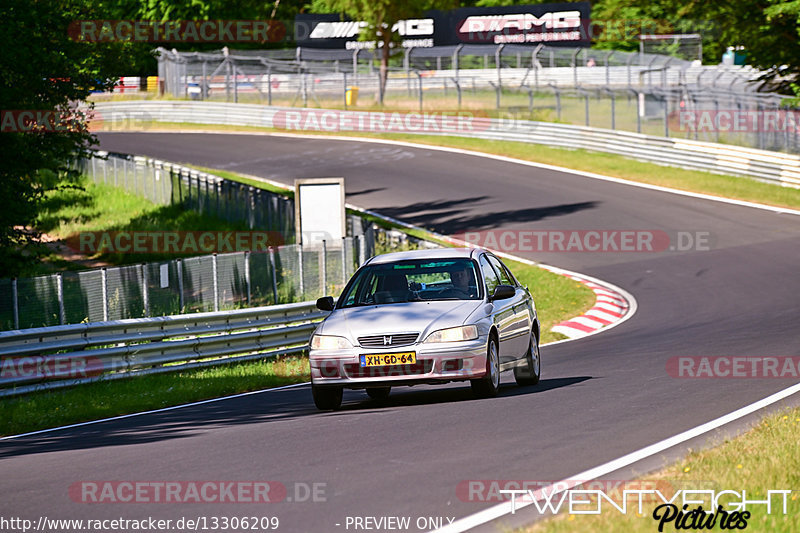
top-left (320, 300), bottom-right (480, 342)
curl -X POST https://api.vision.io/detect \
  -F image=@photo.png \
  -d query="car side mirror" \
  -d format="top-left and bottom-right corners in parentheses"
top-left (316, 296), bottom-right (335, 311)
top-left (490, 285), bottom-right (516, 301)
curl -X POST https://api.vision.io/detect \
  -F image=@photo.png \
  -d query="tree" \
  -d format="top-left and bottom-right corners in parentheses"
top-left (310, 0), bottom-right (457, 104)
top-left (590, 0), bottom-right (800, 91)
top-left (0, 0), bottom-right (146, 276)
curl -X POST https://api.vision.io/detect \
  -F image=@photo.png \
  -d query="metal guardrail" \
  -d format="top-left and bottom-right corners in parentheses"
top-left (0, 300), bottom-right (327, 397)
top-left (92, 101), bottom-right (800, 188)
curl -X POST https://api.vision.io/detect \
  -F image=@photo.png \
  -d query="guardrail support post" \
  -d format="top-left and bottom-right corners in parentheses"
top-left (212, 253), bottom-right (219, 312)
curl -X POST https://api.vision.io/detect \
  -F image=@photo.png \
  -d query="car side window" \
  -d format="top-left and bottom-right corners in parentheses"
top-left (487, 255), bottom-right (513, 286)
top-left (479, 255), bottom-right (500, 296)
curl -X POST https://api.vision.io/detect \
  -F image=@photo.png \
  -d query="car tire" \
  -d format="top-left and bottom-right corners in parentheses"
top-left (366, 387), bottom-right (391, 400)
top-left (514, 330), bottom-right (541, 387)
top-left (312, 385), bottom-right (343, 410)
top-left (471, 336), bottom-right (500, 398)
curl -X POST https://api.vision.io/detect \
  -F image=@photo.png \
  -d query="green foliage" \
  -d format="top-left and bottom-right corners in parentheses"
top-left (0, 0), bottom-right (150, 277)
top-left (591, 0), bottom-right (800, 90)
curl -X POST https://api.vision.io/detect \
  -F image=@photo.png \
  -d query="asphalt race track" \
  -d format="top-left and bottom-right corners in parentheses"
top-left (2, 132), bottom-right (799, 532)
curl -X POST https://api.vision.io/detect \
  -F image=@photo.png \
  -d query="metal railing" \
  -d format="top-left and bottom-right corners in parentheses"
top-left (0, 301), bottom-right (327, 397)
top-left (139, 46), bottom-right (800, 153)
top-left (90, 101), bottom-right (800, 188)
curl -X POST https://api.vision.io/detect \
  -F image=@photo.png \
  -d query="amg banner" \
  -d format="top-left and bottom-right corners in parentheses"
top-left (294, 2), bottom-right (591, 49)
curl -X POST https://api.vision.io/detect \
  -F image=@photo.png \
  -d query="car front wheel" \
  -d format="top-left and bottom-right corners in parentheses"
top-left (312, 385), bottom-right (343, 410)
top-left (514, 330), bottom-right (541, 386)
top-left (471, 336), bottom-right (500, 398)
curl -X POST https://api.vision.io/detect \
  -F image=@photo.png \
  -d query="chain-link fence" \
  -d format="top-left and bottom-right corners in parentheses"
top-left (0, 225), bottom-right (444, 331)
top-left (0, 242), bottom-right (367, 331)
top-left (80, 152), bottom-right (296, 241)
top-left (150, 46), bottom-right (799, 153)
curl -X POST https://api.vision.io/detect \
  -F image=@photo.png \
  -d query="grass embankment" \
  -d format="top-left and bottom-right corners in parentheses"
top-left (118, 120), bottom-right (800, 212)
top-left (0, 356), bottom-right (309, 437)
top-left (3, 167), bottom-right (595, 437)
top-left (526, 407), bottom-right (800, 533)
top-left (32, 177), bottom-right (249, 274)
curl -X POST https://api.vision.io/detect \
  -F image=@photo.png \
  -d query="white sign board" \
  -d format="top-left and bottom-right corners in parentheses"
top-left (295, 177), bottom-right (346, 248)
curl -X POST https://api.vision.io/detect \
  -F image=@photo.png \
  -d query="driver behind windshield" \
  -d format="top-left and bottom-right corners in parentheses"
top-left (448, 265), bottom-right (477, 298)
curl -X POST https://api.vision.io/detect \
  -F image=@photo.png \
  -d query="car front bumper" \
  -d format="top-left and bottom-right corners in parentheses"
top-left (309, 336), bottom-right (488, 388)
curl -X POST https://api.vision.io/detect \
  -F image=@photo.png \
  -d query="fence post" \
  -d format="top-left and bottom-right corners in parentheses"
top-left (358, 234), bottom-right (366, 266)
top-left (321, 240), bottom-right (327, 296)
top-left (244, 251), bottom-right (251, 305)
top-left (298, 246), bottom-right (304, 298)
top-left (343, 71), bottom-right (348, 110)
top-left (341, 237), bottom-right (347, 284)
top-left (11, 278), bottom-right (19, 330)
top-left (142, 264), bottom-right (150, 317)
top-left (101, 268), bottom-right (109, 321)
top-left (415, 71), bottom-right (423, 112)
top-left (212, 253), bottom-right (219, 312)
top-left (177, 259), bottom-right (184, 312)
top-left (269, 247), bottom-right (278, 304)
top-left (57, 273), bottom-right (65, 325)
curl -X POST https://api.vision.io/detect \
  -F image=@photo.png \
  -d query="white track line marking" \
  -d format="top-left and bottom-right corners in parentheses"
top-left (432, 381), bottom-right (800, 533)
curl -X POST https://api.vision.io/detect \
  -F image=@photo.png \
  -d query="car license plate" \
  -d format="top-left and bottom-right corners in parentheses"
top-left (360, 352), bottom-right (416, 367)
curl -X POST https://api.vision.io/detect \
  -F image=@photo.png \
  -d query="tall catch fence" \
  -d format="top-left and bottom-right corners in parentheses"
top-left (146, 46), bottom-right (798, 153)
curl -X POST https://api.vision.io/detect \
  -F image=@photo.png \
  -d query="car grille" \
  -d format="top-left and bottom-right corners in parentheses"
top-left (344, 360), bottom-right (433, 378)
top-left (358, 333), bottom-right (419, 348)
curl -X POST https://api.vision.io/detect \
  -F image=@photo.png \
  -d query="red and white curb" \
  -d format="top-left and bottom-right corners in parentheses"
top-left (543, 268), bottom-right (633, 339)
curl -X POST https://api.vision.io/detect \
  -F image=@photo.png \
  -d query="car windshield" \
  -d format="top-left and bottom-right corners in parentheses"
top-left (339, 258), bottom-right (481, 308)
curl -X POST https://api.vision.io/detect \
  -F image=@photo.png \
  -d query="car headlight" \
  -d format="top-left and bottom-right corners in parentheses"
top-left (310, 334), bottom-right (353, 350)
top-left (423, 325), bottom-right (479, 343)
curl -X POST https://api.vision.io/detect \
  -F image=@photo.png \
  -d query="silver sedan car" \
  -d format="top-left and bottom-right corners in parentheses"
top-left (309, 248), bottom-right (541, 410)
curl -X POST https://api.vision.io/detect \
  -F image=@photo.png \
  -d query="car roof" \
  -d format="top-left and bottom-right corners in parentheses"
top-left (365, 247), bottom-right (486, 265)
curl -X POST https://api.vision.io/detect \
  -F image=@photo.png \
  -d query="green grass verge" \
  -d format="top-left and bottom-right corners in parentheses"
top-left (32, 177), bottom-right (249, 274)
top-left (525, 407), bottom-right (800, 533)
top-left (117, 120), bottom-right (800, 211)
top-left (0, 355), bottom-right (310, 437)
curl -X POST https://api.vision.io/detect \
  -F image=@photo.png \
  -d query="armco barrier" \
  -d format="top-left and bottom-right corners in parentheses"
top-left (0, 300), bottom-right (326, 397)
top-left (90, 101), bottom-right (800, 188)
